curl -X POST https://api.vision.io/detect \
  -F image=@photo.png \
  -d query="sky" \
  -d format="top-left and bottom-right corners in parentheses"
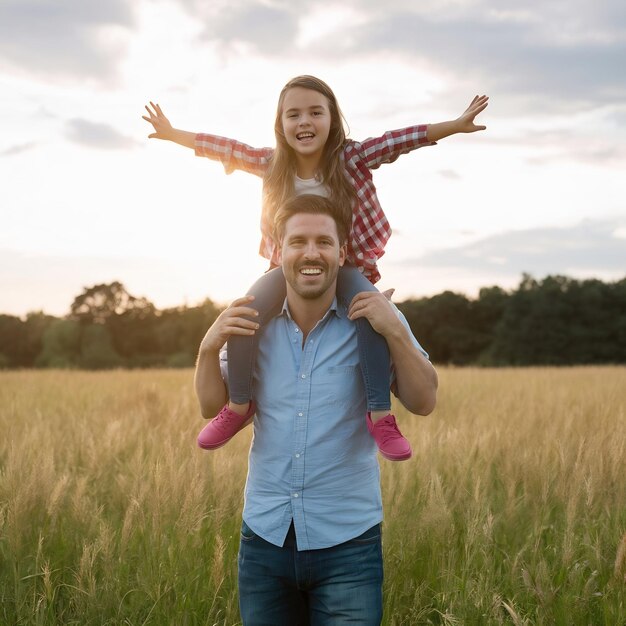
top-left (1, 0), bottom-right (625, 318)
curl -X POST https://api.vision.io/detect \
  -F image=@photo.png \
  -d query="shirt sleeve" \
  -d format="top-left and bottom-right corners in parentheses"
top-left (393, 303), bottom-right (429, 359)
top-left (352, 125), bottom-right (436, 170)
top-left (389, 303), bottom-right (429, 388)
top-left (195, 133), bottom-right (273, 177)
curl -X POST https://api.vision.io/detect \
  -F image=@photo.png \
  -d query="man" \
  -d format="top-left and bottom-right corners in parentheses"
top-left (194, 194), bottom-right (438, 625)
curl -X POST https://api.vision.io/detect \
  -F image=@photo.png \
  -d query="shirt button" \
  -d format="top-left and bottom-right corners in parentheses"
top-left (301, 374), bottom-right (306, 379)
top-left (294, 328), bottom-right (299, 333)
top-left (293, 493), bottom-right (299, 498)
top-left (298, 412), bottom-right (303, 416)
top-left (295, 453), bottom-right (300, 458)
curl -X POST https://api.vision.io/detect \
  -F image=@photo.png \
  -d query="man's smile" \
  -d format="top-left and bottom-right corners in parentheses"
top-left (299, 266), bottom-right (324, 276)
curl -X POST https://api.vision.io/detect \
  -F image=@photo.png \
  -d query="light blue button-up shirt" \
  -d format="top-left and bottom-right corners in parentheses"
top-left (224, 297), bottom-right (426, 550)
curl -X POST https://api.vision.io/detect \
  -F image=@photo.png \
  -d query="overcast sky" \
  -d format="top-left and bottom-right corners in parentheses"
top-left (1, 0), bottom-right (625, 317)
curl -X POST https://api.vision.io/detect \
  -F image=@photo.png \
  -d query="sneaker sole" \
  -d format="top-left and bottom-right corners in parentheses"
top-left (379, 449), bottom-right (413, 461)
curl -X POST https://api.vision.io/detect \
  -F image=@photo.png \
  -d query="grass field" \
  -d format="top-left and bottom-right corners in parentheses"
top-left (0, 367), bottom-right (625, 625)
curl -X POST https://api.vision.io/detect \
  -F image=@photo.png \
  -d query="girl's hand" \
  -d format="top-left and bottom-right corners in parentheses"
top-left (142, 101), bottom-right (174, 140)
top-left (456, 95), bottom-right (489, 133)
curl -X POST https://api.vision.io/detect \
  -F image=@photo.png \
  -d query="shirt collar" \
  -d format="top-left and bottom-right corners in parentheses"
top-left (280, 296), bottom-right (346, 321)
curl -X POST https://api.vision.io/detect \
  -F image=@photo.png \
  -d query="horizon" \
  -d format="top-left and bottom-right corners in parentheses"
top-left (4, 270), bottom-right (624, 322)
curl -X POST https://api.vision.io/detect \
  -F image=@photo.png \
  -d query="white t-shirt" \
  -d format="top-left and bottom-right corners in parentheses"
top-left (294, 175), bottom-right (330, 198)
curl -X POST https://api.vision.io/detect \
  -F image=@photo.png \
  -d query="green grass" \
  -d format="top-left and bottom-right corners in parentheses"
top-left (0, 367), bottom-right (625, 625)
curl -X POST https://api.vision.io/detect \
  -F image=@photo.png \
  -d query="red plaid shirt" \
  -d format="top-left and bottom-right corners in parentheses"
top-left (195, 126), bottom-right (435, 283)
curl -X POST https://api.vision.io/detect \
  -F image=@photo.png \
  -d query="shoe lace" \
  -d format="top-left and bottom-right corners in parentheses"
top-left (212, 405), bottom-right (250, 434)
top-left (376, 418), bottom-right (403, 446)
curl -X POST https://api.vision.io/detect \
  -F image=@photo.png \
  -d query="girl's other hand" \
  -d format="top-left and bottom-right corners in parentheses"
top-left (142, 101), bottom-right (174, 140)
top-left (457, 95), bottom-right (489, 133)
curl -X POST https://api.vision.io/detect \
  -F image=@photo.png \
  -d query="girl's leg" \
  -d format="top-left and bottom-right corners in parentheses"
top-left (228, 267), bottom-right (286, 405)
top-left (337, 265), bottom-right (412, 461)
top-left (197, 268), bottom-right (286, 451)
top-left (336, 265), bottom-right (391, 413)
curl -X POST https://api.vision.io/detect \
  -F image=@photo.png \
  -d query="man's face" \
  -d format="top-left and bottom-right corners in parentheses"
top-left (279, 212), bottom-right (346, 301)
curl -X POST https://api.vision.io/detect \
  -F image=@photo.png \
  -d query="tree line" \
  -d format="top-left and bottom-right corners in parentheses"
top-left (1, 275), bottom-right (624, 369)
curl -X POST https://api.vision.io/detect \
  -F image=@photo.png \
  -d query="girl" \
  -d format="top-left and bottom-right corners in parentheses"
top-left (143, 75), bottom-right (488, 461)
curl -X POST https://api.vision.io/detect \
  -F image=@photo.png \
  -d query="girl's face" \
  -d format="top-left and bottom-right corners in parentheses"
top-left (280, 87), bottom-right (332, 168)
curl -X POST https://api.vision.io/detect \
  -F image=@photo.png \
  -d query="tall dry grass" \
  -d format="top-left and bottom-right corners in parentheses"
top-left (0, 367), bottom-right (624, 625)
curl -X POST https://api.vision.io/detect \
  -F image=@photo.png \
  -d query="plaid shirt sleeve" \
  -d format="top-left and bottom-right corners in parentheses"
top-left (344, 126), bottom-right (436, 283)
top-left (356, 125), bottom-right (435, 170)
top-left (195, 133), bottom-right (273, 177)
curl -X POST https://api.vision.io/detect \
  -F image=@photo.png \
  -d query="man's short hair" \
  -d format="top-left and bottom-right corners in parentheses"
top-left (273, 194), bottom-right (351, 246)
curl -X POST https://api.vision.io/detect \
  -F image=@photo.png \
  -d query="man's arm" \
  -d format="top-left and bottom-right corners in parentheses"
top-left (194, 296), bottom-right (260, 418)
top-left (426, 95), bottom-right (489, 142)
top-left (348, 292), bottom-right (438, 415)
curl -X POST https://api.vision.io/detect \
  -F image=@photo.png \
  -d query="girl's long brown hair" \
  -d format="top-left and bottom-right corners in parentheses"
top-left (263, 75), bottom-right (355, 242)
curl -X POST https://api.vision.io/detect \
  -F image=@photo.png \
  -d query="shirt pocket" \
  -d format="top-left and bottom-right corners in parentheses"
top-left (311, 364), bottom-right (362, 406)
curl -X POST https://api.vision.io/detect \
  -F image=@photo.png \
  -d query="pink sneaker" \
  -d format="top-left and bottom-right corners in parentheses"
top-left (366, 413), bottom-right (412, 461)
top-left (197, 402), bottom-right (256, 450)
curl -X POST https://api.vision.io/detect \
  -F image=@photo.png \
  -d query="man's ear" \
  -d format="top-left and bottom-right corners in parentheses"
top-left (339, 243), bottom-right (347, 267)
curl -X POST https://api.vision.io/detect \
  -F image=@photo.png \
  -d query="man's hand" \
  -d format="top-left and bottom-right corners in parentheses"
top-left (200, 296), bottom-right (259, 354)
top-left (347, 291), bottom-right (402, 339)
top-left (348, 290), bottom-right (437, 415)
top-left (455, 95), bottom-right (489, 133)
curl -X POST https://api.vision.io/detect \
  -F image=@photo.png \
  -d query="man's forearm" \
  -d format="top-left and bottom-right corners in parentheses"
top-left (386, 324), bottom-right (438, 415)
top-left (194, 346), bottom-right (228, 419)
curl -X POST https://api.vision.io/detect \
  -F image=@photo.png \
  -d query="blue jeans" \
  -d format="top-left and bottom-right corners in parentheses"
top-left (238, 521), bottom-right (383, 625)
top-left (227, 265), bottom-right (392, 411)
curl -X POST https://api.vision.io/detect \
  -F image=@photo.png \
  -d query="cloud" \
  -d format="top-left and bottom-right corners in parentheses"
top-left (170, 0), bottom-right (626, 113)
top-left (65, 119), bottom-right (137, 150)
top-left (0, 0), bottom-right (135, 81)
top-left (199, 3), bottom-right (298, 53)
top-left (2, 0), bottom-right (622, 111)
top-left (350, 7), bottom-right (626, 109)
top-left (439, 169), bottom-right (461, 180)
top-left (400, 218), bottom-right (626, 279)
top-left (0, 142), bottom-right (37, 157)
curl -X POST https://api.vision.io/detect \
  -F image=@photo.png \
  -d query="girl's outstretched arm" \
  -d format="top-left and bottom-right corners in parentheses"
top-left (426, 95), bottom-right (489, 142)
top-left (142, 101), bottom-right (196, 149)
